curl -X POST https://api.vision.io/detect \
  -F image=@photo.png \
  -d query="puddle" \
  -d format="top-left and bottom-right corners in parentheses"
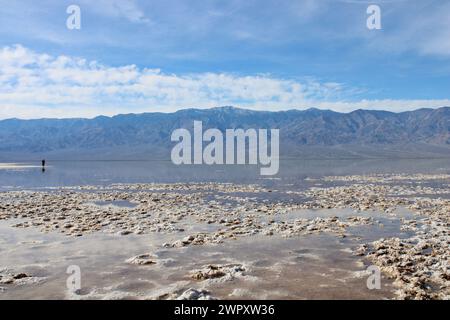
top-left (89, 200), bottom-right (138, 209)
top-left (0, 206), bottom-right (411, 300)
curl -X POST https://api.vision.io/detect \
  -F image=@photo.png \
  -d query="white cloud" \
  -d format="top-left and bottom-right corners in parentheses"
top-left (0, 45), bottom-right (448, 120)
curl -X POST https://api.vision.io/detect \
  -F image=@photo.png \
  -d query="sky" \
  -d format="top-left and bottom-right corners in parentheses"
top-left (0, 0), bottom-right (449, 119)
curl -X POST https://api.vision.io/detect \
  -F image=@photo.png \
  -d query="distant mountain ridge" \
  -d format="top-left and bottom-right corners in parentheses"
top-left (0, 106), bottom-right (449, 159)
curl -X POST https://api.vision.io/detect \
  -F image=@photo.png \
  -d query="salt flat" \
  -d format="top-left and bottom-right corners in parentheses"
top-left (0, 173), bottom-right (448, 300)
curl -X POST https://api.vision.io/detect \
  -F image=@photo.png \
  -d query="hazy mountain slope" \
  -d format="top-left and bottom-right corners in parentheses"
top-left (0, 106), bottom-right (449, 159)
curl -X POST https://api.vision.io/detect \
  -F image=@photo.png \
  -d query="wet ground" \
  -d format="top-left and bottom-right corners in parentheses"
top-left (0, 162), bottom-right (448, 300)
top-left (0, 207), bottom-right (414, 300)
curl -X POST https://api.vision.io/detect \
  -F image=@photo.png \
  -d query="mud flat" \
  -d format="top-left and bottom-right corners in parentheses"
top-left (0, 174), bottom-right (448, 300)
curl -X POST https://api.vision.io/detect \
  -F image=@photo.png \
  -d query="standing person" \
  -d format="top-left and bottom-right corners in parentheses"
top-left (41, 159), bottom-right (46, 167)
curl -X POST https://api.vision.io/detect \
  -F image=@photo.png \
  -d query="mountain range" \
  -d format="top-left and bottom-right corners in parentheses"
top-left (0, 106), bottom-right (449, 160)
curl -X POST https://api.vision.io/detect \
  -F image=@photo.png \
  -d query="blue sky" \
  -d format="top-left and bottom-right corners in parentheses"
top-left (0, 0), bottom-right (449, 118)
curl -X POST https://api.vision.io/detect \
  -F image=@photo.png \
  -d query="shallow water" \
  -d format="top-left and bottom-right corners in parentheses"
top-left (90, 200), bottom-right (138, 209)
top-left (0, 207), bottom-right (416, 300)
top-left (1, 159), bottom-right (448, 299)
top-left (1, 159), bottom-right (449, 190)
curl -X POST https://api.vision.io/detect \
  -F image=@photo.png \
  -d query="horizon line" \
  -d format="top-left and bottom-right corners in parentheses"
top-left (1, 105), bottom-right (449, 122)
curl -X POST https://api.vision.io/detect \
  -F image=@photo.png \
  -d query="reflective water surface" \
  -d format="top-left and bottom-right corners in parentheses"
top-left (1, 159), bottom-right (449, 189)
top-left (0, 159), bottom-right (448, 299)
